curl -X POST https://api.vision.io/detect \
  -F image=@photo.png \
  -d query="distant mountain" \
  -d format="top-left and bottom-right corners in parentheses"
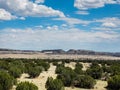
top-left (0, 48), bottom-right (120, 57)
top-left (0, 48), bottom-right (41, 54)
top-left (41, 49), bottom-right (65, 54)
top-left (42, 49), bottom-right (120, 57)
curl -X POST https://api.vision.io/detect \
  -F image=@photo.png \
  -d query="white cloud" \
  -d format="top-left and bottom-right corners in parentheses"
top-left (0, 0), bottom-right (65, 19)
top-left (0, 8), bottom-right (17, 20)
top-left (46, 25), bottom-right (58, 30)
top-left (95, 17), bottom-right (120, 28)
top-left (75, 10), bottom-right (89, 15)
top-left (102, 22), bottom-right (117, 27)
top-left (74, 0), bottom-right (118, 10)
top-left (54, 17), bottom-right (90, 25)
top-left (0, 27), bottom-right (119, 50)
top-left (35, 0), bottom-right (44, 4)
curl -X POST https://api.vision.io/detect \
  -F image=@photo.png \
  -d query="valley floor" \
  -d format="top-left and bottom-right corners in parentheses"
top-left (12, 62), bottom-right (107, 90)
top-left (0, 53), bottom-right (120, 60)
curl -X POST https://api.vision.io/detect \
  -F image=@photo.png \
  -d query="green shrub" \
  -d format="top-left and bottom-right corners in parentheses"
top-left (74, 62), bottom-right (83, 74)
top-left (9, 66), bottom-right (22, 78)
top-left (0, 71), bottom-right (15, 90)
top-left (109, 65), bottom-right (120, 76)
top-left (53, 61), bottom-right (58, 66)
top-left (46, 77), bottom-right (64, 90)
top-left (37, 61), bottom-right (50, 71)
top-left (28, 66), bottom-right (42, 78)
top-left (16, 82), bottom-right (38, 90)
top-left (107, 75), bottom-right (120, 90)
top-left (86, 63), bottom-right (103, 79)
top-left (75, 62), bottom-right (83, 69)
top-left (57, 67), bottom-right (77, 86)
top-left (55, 65), bottom-right (64, 74)
top-left (9, 60), bottom-right (25, 73)
top-left (73, 75), bottom-right (96, 89)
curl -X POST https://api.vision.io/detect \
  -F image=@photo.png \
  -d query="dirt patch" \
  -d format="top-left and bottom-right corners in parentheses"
top-left (65, 62), bottom-right (76, 69)
top-left (14, 64), bottom-right (57, 90)
top-left (81, 62), bottom-right (91, 71)
top-left (94, 80), bottom-right (107, 90)
top-left (12, 63), bottom-right (107, 90)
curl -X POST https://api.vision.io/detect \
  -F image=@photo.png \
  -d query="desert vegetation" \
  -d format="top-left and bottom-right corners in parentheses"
top-left (0, 58), bottom-right (119, 90)
top-left (16, 82), bottom-right (38, 90)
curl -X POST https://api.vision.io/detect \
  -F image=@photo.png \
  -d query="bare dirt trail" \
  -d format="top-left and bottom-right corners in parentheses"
top-left (15, 63), bottom-right (57, 90)
top-left (65, 62), bottom-right (76, 69)
top-left (12, 63), bottom-right (107, 90)
top-left (94, 80), bottom-right (107, 90)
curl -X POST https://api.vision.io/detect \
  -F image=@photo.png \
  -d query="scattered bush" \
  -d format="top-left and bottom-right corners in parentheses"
top-left (86, 63), bottom-right (103, 79)
top-left (9, 66), bottom-right (22, 78)
top-left (57, 67), bottom-right (77, 86)
top-left (16, 82), bottom-right (38, 90)
top-left (107, 75), bottom-right (120, 90)
top-left (46, 77), bottom-right (64, 90)
top-left (74, 62), bottom-right (83, 74)
top-left (27, 66), bottom-right (42, 78)
top-left (37, 61), bottom-right (50, 71)
top-left (53, 61), bottom-right (58, 66)
top-left (55, 64), bottom-right (64, 74)
top-left (108, 65), bottom-right (120, 76)
top-left (73, 75), bottom-right (96, 89)
top-left (0, 71), bottom-right (15, 90)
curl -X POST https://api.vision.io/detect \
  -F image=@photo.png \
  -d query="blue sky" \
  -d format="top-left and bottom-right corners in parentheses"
top-left (0, 0), bottom-right (120, 52)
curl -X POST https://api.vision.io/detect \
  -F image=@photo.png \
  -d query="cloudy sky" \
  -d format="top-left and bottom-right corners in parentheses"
top-left (0, 0), bottom-right (120, 52)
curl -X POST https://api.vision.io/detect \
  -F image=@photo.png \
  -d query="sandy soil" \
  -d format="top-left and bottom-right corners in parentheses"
top-left (14, 63), bottom-right (57, 90)
top-left (0, 53), bottom-right (120, 60)
top-left (65, 87), bottom-right (90, 90)
top-left (11, 63), bottom-right (107, 90)
top-left (65, 62), bottom-right (76, 69)
top-left (65, 80), bottom-right (107, 90)
top-left (81, 62), bottom-right (91, 71)
top-left (94, 80), bottom-right (107, 90)
top-left (65, 62), bottom-right (90, 71)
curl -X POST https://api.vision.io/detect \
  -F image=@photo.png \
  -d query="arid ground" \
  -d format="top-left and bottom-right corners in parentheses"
top-left (12, 62), bottom-right (107, 90)
top-left (0, 53), bottom-right (120, 60)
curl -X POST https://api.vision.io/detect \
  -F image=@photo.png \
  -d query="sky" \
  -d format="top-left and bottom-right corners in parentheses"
top-left (0, 0), bottom-right (120, 52)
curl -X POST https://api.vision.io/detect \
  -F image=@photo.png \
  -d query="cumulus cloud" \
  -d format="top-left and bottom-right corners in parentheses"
top-left (35, 0), bottom-right (44, 4)
top-left (0, 27), bottom-right (119, 50)
top-left (95, 17), bottom-right (120, 28)
top-left (102, 22), bottom-right (117, 27)
top-left (74, 0), bottom-right (118, 10)
top-left (0, 8), bottom-right (17, 20)
top-left (0, 0), bottom-right (65, 20)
